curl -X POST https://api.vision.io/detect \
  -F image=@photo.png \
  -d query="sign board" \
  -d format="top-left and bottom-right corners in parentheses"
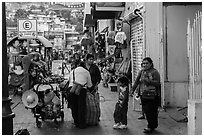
top-left (52, 60), bottom-right (63, 76)
top-left (54, 37), bottom-right (62, 47)
top-left (18, 19), bottom-right (37, 39)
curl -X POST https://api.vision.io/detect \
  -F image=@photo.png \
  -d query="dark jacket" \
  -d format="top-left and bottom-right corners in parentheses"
top-left (89, 63), bottom-right (101, 87)
top-left (132, 67), bottom-right (160, 95)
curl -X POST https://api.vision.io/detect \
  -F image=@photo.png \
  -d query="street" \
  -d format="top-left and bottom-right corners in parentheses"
top-left (3, 2), bottom-right (202, 135)
top-left (11, 83), bottom-right (187, 135)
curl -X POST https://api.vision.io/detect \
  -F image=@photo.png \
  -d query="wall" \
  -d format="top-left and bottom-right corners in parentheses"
top-left (144, 2), bottom-right (166, 106)
top-left (145, 2), bottom-right (163, 71)
top-left (123, 2), bottom-right (137, 17)
top-left (188, 100), bottom-right (202, 135)
top-left (166, 5), bottom-right (201, 82)
top-left (164, 82), bottom-right (189, 107)
top-left (164, 5), bottom-right (202, 107)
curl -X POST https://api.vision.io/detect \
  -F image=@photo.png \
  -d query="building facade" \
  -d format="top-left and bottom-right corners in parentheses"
top-left (84, 2), bottom-right (202, 135)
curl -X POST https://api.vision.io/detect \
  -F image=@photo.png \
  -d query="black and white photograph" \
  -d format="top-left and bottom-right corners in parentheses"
top-left (2, 1), bottom-right (202, 135)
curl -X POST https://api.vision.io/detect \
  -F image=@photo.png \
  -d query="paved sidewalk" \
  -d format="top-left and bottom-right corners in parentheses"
top-left (11, 83), bottom-right (187, 135)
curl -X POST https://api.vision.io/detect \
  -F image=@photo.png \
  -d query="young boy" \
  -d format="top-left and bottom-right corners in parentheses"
top-left (113, 76), bottom-right (129, 129)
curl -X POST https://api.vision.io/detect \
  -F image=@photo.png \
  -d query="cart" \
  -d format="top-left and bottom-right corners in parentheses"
top-left (30, 82), bottom-right (64, 128)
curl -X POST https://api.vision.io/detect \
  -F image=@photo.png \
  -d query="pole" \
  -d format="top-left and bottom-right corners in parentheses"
top-left (2, 2), bottom-right (15, 135)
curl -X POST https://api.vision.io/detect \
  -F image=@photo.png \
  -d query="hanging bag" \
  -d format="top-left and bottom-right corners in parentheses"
top-left (70, 69), bottom-right (86, 95)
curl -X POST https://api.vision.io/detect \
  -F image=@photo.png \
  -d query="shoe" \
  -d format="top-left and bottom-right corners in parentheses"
top-left (143, 128), bottom-right (154, 133)
top-left (118, 124), bottom-right (128, 129)
top-left (113, 123), bottom-right (121, 129)
top-left (72, 122), bottom-right (79, 127)
top-left (79, 124), bottom-right (87, 129)
top-left (138, 115), bottom-right (145, 119)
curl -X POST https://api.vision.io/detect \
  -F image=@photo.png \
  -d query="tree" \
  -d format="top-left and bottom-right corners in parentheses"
top-left (70, 17), bottom-right (78, 25)
top-left (30, 5), bottom-right (37, 10)
top-left (13, 9), bottom-right (29, 27)
top-left (6, 18), bottom-right (17, 27)
top-left (39, 5), bottom-right (46, 12)
top-left (75, 22), bottom-right (83, 33)
top-left (61, 10), bottom-right (71, 21)
top-left (14, 9), bottom-right (29, 20)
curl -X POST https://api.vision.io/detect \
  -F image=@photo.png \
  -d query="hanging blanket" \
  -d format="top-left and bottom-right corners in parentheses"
top-left (117, 58), bottom-right (131, 75)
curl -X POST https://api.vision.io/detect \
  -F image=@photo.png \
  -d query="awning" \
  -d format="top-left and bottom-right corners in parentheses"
top-left (91, 2), bottom-right (125, 19)
top-left (7, 36), bottom-right (53, 48)
top-left (84, 14), bottom-right (95, 27)
top-left (100, 26), bottom-right (109, 33)
top-left (37, 36), bottom-right (53, 47)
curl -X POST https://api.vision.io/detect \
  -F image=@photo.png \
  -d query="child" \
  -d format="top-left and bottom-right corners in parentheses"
top-left (113, 76), bottom-right (129, 129)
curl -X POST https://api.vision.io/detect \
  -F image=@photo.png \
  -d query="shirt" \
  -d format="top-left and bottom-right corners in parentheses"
top-left (68, 66), bottom-right (93, 88)
top-left (115, 31), bottom-right (127, 44)
top-left (117, 86), bottom-right (129, 108)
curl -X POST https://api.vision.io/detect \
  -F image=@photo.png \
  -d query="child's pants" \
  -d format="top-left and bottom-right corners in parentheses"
top-left (113, 103), bottom-right (128, 125)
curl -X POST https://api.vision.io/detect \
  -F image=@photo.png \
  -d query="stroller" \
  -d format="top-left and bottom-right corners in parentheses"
top-left (22, 59), bottom-right (66, 128)
top-left (22, 81), bottom-right (64, 128)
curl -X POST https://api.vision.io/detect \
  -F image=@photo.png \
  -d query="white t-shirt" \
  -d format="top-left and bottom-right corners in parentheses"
top-left (68, 66), bottom-right (93, 88)
top-left (115, 31), bottom-right (127, 44)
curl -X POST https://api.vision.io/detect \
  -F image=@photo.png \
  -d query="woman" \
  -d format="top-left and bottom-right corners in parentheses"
top-left (131, 57), bottom-right (160, 133)
top-left (85, 53), bottom-right (101, 93)
top-left (68, 61), bottom-right (92, 129)
top-left (85, 53), bottom-right (101, 122)
top-left (131, 62), bottom-right (146, 120)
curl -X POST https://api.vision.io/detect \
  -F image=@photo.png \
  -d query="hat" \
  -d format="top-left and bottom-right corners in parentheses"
top-left (11, 51), bottom-right (19, 56)
top-left (44, 89), bottom-right (55, 104)
top-left (22, 90), bottom-right (38, 108)
top-left (30, 52), bottom-right (40, 57)
top-left (30, 43), bottom-right (39, 47)
top-left (34, 84), bottom-right (53, 92)
top-left (13, 66), bottom-right (24, 75)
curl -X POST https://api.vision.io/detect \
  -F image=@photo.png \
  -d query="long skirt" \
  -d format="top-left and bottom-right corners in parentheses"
top-left (70, 88), bottom-right (87, 128)
top-left (141, 98), bottom-right (158, 129)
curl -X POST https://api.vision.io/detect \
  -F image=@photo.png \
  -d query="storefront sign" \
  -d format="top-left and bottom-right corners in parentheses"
top-left (54, 37), bottom-right (62, 48)
top-left (18, 19), bottom-right (37, 39)
top-left (52, 60), bottom-right (63, 76)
